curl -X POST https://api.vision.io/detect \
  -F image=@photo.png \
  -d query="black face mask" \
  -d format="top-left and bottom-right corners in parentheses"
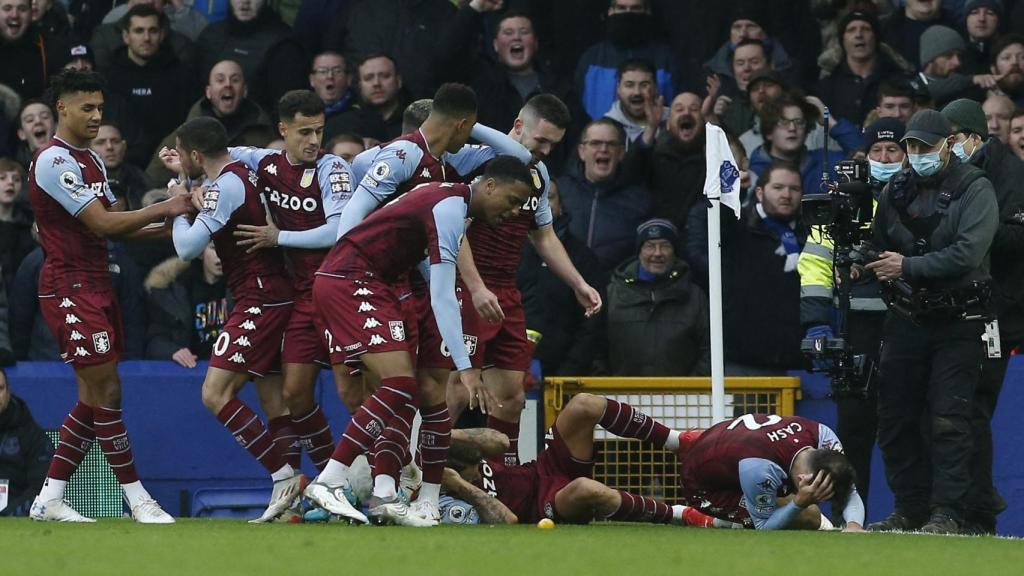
top-left (606, 12), bottom-right (652, 47)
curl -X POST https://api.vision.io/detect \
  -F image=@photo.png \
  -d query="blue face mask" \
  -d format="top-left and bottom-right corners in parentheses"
top-left (952, 139), bottom-right (974, 163)
top-left (908, 140), bottom-right (947, 177)
top-left (869, 159), bottom-right (902, 182)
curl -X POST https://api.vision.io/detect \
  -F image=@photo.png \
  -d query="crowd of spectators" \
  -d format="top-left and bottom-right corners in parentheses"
top-left (1, 0), bottom-right (1023, 379)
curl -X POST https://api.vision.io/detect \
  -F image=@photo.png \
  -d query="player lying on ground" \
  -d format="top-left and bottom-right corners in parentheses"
top-left (679, 414), bottom-right (865, 531)
top-left (437, 392), bottom-right (724, 527)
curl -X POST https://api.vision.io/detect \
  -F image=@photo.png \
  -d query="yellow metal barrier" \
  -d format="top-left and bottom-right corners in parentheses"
top-left (541, 376), bottom-right (802, 502)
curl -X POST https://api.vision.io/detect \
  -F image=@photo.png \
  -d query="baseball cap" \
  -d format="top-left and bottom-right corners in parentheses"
top-left (901, 109), bottom-right (953, 146)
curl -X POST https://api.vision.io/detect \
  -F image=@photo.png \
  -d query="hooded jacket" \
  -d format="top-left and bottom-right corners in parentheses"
top-left (0, 395), bottom-right (52, 517)
top-left (607, 257), bottom-right (710, 376)
top-left (556, 161), bottom-right (653, 272)
top-left (0, 24), bottom-right (69, 99)
top-left (105, 44), bottom-right (198, 161)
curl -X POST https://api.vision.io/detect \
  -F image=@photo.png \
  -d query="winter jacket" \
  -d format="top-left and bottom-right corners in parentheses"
top-left (556, 161), bottom-right (653, 273)
top-left (575, 40), bottom-right (677, 120)
top-left (0, 273), bottom-right (12, 366)
top-left (10, 245), bottom-right (147, 361)
top-left (722, 205), bottom-right (809, 370)
top-left (704, 37), bottom-right (799, 96)
top-left (146, 97), bottom-right (272, 183)
top-left (748, 144), bottom-right (848, 198)
top-left (607, 258), bottom-right (710, 376)
top-left (880, 9), bottom-right (958, 68)
top-left (0, 395), bottom-right (52, 517)
top-left (603, 101), bottom-right (669, 147)
top-left (0, 204), bottom-right (35, 295)
top-left (517, 213), bottom-right (607, 376)
top-left (104, 45), bottom-right (199, 162)
top-left (432, 4), bottom-right (576, 133)
top-left (815, 44), bottom-right (916, 127)
top-left (342, 0), bottom-right (457, 99)
top-left (632, 131), bottom-right (706, 234)
top-left (144, 257), bottom-right (231, 361)
top-left (969, 139), bottom-right (1024, 343)
top-left (0, 25), bottom-right (69, 99)
top-left (324, 100), bottom-right (406, 144)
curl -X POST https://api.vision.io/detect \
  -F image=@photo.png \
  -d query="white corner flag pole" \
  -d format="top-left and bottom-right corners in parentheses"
top-left (703, 123), bottom-right (742, 425)
top-left (706, 194), bottom-right (727, 424)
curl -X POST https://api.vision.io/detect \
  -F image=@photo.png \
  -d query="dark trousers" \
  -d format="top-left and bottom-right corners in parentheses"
top-left (965, 338), bottom-right (1020, 524)
top-left (875, 313), bottom-right (984, 521)
top-left (835, 311), bottom-right (884, 505)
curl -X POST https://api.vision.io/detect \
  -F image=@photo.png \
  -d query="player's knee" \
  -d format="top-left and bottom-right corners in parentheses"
top-left (201, 380), bottom-right (232, 413)
top-left (563, 477), bottom-right (605, 502)
top-left (283, 386), bottom-right (313, 412)
top-left (565, 393), bottom-right (604, 421)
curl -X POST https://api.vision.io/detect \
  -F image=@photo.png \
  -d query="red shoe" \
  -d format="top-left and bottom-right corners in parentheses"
top-left (681, 506), bottom-right (716, 528)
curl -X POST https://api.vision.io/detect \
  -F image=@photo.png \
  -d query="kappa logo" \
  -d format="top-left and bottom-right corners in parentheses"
top-left (363, 318), bottom-right (382, 329)
top-left (70, 330), bottom-right (85, 341)
top-left (65, 314), bottom-right (81, 325)
top-left (389, 321), bottom-right (406, 342)
top-left (420, 167), bottom-right (431, 178)
top-left (332, 161), bottom-right (344, 171)
top-left (51, 156), bottom-right (67, 167)
top-left (353, 287), bottom-right (373, 296)
top-left (394, 150), bottom-right (407, 161)
top-left (59, 298), bottom-right (75, 308)
top-left (74, 347), bottom-right (91, 357)
top-left (229, 352), bottom-right (245, 364)
top-left (245, 306), bottom-right (262, 315)
top-left (358, 302), bottom-right (377, 313)
top-left (368, 334), bottom-right (387, 346)
top-left (265, 163), bottom-right (278, 176)
top-left (92, 331), bottom-right (110, 354)
top-left (233, 335), bottom-right (252, 348)
top-left (239, 319), bottom-right (257, 331)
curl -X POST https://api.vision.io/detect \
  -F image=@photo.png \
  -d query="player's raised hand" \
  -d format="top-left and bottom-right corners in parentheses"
top-left (235, 221), bottom-right (281, 253)
top-left (190, 185), bottom-right (207, 212)
top-left (158, 146), bottom-right (183, 174)
top-left (472, 286), bottom-right (505, 323)
top-left (794, 470), bottom-right (835, 508)
top-left (574, 284), bottom-right (602, 317)
top-left (460, 369), bottom-right (499, 415)
top-left (701, 74), bottom-right (722, 120)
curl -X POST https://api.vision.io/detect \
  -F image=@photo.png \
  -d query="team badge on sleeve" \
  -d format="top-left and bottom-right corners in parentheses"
top-left (371, 161), bottom-right (390, 181)
top-left (60, 171), bottom-right (85, 197)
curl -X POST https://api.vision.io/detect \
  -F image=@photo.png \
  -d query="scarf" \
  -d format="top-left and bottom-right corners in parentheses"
top-left (757, 203), bottom-right (800, 272)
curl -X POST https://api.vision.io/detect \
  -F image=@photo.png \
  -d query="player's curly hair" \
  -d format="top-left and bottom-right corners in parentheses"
top-left (483, 155), bottom-right (534, 190)
top-left (808, 449), bottom-right (857, 504)
top-left (278, 90), bottom-right (325, 122)
top-left (48, 69), bottom-right (105, 102)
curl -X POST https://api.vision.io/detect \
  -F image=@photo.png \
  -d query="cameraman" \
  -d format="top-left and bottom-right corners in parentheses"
top-left (865, 110), bottom-right (998, 535)
top-left (941, 98), bottom-right (1024, 535)
top-left (797, 117), bottom-right (906, 507)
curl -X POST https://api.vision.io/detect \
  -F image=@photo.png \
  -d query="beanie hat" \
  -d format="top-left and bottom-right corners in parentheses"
top-left (964, 0), bottom-right (1003, 18)
top-left (920, 25), bottom-right (967, 67)
top-left (862, 117), bottom-right (906, 150)
top-left (941, 98), bottom-right (989, 138)
top-left (731, 0), bottom-right (770, 31)
top-left (838, 10), bottom-right (880, 37)
top-left (635, 218), bottom-right (678, 254)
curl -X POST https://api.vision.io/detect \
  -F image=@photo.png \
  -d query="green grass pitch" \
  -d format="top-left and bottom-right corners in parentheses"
top-left (2, 519), bottom-right (1022, 576)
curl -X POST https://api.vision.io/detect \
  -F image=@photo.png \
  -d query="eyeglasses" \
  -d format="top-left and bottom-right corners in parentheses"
top-left (778, 117), bottom-right (806, 129)
top-left (583, 140), bottom-right (624, 150)
top-left (312, 66), bottom-right (345, 77)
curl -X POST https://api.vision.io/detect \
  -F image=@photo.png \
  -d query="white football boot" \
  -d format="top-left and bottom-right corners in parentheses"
top-left (30, 496), bottom-right (96, 522)
top-left (409, 498), bottom-right (441, 525)
top-left (303, 479), bottom-right (368, 524)
top-left (131, 498), bottom-right (175, 524)
top-left (250, 473), bottom-right (303, 524)
top-left (368, 495), bottom-right (436, 527)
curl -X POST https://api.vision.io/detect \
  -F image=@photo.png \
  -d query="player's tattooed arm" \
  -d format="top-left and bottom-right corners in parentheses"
top-left (452, 428), bottom-right (510, 459)
top-left (442, 468), bottom-right (517, 525)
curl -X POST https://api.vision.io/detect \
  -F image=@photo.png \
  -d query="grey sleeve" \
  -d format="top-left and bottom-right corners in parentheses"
top-left (925, 74), bottom-right (974, 105)
top-left (902, 179), bottom-right (1000, 280)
